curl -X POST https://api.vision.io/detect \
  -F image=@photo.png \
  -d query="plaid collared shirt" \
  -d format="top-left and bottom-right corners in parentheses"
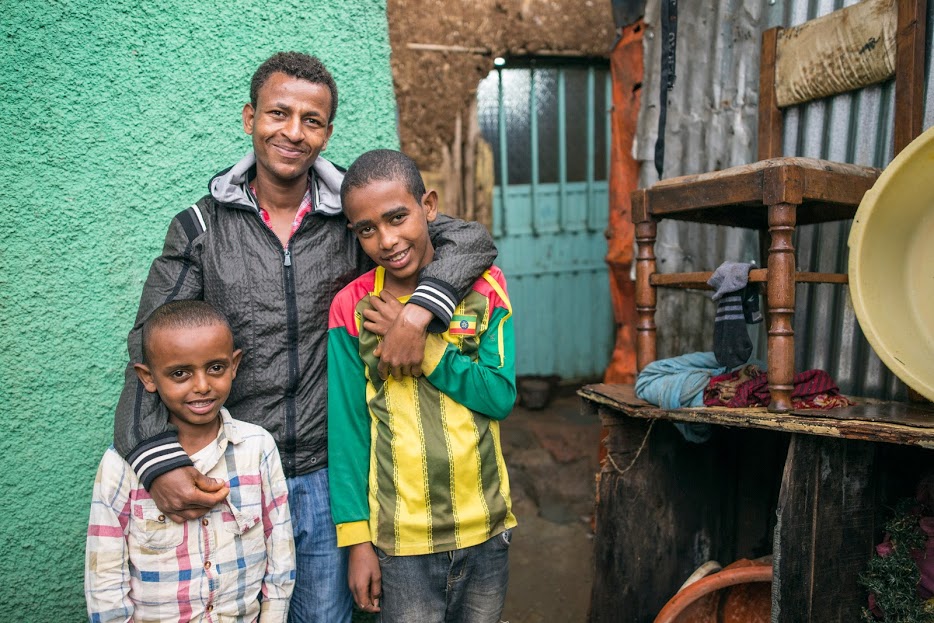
top-left (253, 173), bottom-right (316, 247)
top-left (85, 409), bottom-right (295, 622)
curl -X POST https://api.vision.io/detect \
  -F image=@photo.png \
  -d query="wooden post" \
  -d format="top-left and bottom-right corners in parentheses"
top-left (633, 191), bottom-right (657, 371)
top-left (773, 435), bottom-right (878, 622)
top-left (757, 27), bottom-right (783, 161)
top-left (766, 201), bottom-right (795, 412)
top-left (894, 0), bottom-right (927, 155)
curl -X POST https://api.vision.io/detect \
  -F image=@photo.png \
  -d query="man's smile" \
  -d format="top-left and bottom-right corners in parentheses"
top-left (271, 143), bottom-right (307, 158)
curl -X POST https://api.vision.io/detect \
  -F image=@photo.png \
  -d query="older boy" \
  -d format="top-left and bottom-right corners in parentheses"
top-left (327, 150), bottom-right (517, 622)
top-left (87, 301), bottom-right (294, 622)
top-left (112, 52), bottom-right (496, 621)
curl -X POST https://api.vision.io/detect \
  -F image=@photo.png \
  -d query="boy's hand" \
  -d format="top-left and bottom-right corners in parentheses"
top-left (362, 291), bottom-right (404, 337)
top-left (150, 466), bottom-right (230, 523)
top-left (371, 300), bottom-right (431, 380)
top-left (348, 542), bottom-right (382, 613)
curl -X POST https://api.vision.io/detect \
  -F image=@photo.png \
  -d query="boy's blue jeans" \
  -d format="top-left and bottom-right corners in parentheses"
top-left (286, 468), bottom-right (353, 623)
top-left (376, 529), bottom-right (512, 623)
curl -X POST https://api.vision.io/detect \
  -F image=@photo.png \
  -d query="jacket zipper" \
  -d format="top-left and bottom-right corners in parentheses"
top-left (249, 201), bottom-right (301, 476)
top-left (281, 242), bottom-right (299, 476)
top-left (245, 182), bottom-right (312, 477)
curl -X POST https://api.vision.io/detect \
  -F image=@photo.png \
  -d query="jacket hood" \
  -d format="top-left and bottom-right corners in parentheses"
top-left (209, 151), bottom-right (345, 215)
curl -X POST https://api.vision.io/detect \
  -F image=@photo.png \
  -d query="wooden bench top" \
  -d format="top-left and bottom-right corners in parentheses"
top-left (579, 383), bottom-right (934, 448)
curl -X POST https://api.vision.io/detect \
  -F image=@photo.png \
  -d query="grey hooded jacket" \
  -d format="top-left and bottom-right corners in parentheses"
top-left (114, 152), bottom-right (497, 487)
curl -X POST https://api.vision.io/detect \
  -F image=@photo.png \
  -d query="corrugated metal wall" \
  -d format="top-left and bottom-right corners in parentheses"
top-left (635, 0), bottom-right (934, 399)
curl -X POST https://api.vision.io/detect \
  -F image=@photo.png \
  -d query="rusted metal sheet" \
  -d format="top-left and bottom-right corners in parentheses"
top-left (632, 0), bottom-right (934, 400)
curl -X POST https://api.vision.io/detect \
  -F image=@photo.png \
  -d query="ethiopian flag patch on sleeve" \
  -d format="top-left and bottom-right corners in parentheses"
top-left (449, 314), bottom-right (478, 336)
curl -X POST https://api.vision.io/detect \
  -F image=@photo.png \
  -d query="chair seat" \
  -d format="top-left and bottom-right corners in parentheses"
top-left (637, 157), bottom-right (882, 229)
top-left (654, 157), bottom-right (879, 187)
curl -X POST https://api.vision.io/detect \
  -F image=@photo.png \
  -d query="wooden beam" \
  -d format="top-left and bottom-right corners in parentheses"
top-left (894, 0), bottom-right (927, 154)
top-left (406, 43), bottom-right (491, 54)
top-left (758, 28), bottom-right (783, 160)
top-left (579, 384), bottom-right (934, 448)
top-left (649, 270), bottom-right (848, 290)
top-left (406, 43), bottom-right (597, 58)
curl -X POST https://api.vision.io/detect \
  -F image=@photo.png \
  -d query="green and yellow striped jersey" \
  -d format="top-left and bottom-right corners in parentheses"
top-left (327, 265), bottom-right (517, 555)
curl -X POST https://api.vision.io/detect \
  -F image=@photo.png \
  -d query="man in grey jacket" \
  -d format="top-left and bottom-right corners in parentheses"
top-left (113, 52), bottom-right (496, 622)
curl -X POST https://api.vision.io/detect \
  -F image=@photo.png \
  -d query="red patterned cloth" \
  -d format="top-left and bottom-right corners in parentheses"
top-left (704, 366), bottom-right (852, 409)
top-left (251, 176), bottom-right (315, 247)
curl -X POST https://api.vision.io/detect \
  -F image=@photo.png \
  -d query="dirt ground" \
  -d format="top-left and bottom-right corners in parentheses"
top-left (351, 386), bottom-right (602, 623)
top-left (501, 387), bottom-right (601, 623)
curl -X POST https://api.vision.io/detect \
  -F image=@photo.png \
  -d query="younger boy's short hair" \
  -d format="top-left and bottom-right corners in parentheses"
top-left (250, 51), bottom-right (339, 123)
top-left (141, 300), bottom-right (232, 364)
top-left (340, 149), bottom-right (426, 205)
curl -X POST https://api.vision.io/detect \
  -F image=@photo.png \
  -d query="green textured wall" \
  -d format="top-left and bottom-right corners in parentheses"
top-left (0, 1), bottom-right (398, 616)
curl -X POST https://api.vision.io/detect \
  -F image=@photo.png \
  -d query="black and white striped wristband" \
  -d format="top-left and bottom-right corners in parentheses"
top-left (409, 278), bottom-right (459, 333)
top-left (126, 431), bottom-right (195, 490)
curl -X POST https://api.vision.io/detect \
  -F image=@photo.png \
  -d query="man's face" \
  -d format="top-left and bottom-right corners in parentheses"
top-left (134, 323), bottom-right (242, 432)
top-left (344, 179), bottom-right (438, 292)
top-left (242, 72), bottom-right (334, 187)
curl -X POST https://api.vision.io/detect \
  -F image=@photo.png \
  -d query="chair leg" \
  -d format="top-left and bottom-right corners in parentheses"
top-left (766, 202), bottom-right (796, 412)
top-left (635, 219), bottom-right (658, 371)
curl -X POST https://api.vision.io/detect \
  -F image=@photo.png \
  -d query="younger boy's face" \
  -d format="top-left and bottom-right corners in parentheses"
top-left (134, 323), bottom-right (242, 432)
top-left (344, 179), bottom-right (438, 290)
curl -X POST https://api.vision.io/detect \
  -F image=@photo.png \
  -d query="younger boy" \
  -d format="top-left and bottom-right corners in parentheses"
top-left (327, 150), bottom-right (517, 622)
top-left (86, 301), bottom-right (295, 622)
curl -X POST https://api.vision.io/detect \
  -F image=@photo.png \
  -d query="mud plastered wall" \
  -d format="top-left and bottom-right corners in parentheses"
top-left (387, 0), bottom-right (614, 170)
top-left (0, 1), bottom-right (397, 616)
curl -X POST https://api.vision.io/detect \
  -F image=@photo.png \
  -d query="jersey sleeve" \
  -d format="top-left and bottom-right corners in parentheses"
top-left (422, 269), bottom-right (516, 421)
top-left (327, 291), bottom-right (372, 547)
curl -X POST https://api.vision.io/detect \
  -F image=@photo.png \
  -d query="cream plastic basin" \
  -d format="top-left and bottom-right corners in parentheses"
top-left (848, 124), bottom-right (934, 401)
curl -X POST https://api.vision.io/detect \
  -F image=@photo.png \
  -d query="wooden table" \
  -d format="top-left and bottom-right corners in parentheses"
top-left (580, 383), bottom-right (934, 623)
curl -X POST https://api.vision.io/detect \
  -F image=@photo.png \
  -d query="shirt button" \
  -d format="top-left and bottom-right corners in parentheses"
top-left (204, 561), bottom-right (212, 569)
top-left (157, 515), bottom-right (165, 522)
top-left (202, 518), bottom-right (209, 526)
top-left (206, 604), bottom-right (213, 612)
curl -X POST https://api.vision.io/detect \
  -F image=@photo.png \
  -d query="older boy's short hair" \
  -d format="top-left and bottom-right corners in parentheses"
top-left (141, 300), bottom-right (233, 364)
top-left (250, 51), bottom-right (339, 123)
top-left (340, 149), bottom-right (426, 205)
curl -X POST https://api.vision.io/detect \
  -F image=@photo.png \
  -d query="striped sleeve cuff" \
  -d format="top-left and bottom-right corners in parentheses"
top-left (125, 431), bottom-right (194, 490)
top-left (409, 277), bottom-right (458, 333)
top-left (336, 521), bottom-right (371, 547)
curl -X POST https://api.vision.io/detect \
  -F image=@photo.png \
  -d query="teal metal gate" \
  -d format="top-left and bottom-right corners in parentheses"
top-left (477, 61), bottom-right (613, 379)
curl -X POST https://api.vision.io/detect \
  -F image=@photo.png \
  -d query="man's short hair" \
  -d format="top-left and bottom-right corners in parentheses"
top-left (141, 300), bottom-right (232, 364)
top-left (340, 149), bottom-right (426, 205)
top-left (250, 52), bottom-right (339, 123)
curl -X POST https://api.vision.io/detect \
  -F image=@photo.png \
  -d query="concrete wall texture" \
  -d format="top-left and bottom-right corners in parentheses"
top-left (0, 1), bottom-right (398, 616)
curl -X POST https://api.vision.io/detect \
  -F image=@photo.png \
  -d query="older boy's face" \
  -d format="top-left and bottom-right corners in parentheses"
top-left (135, 323), bottom-right (242, 432)
top-left (345, 179), bottom-right (438, 292)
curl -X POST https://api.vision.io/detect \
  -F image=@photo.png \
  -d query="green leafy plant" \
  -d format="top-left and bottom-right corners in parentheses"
top-left (860, 498), bottom-right (934, 622)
